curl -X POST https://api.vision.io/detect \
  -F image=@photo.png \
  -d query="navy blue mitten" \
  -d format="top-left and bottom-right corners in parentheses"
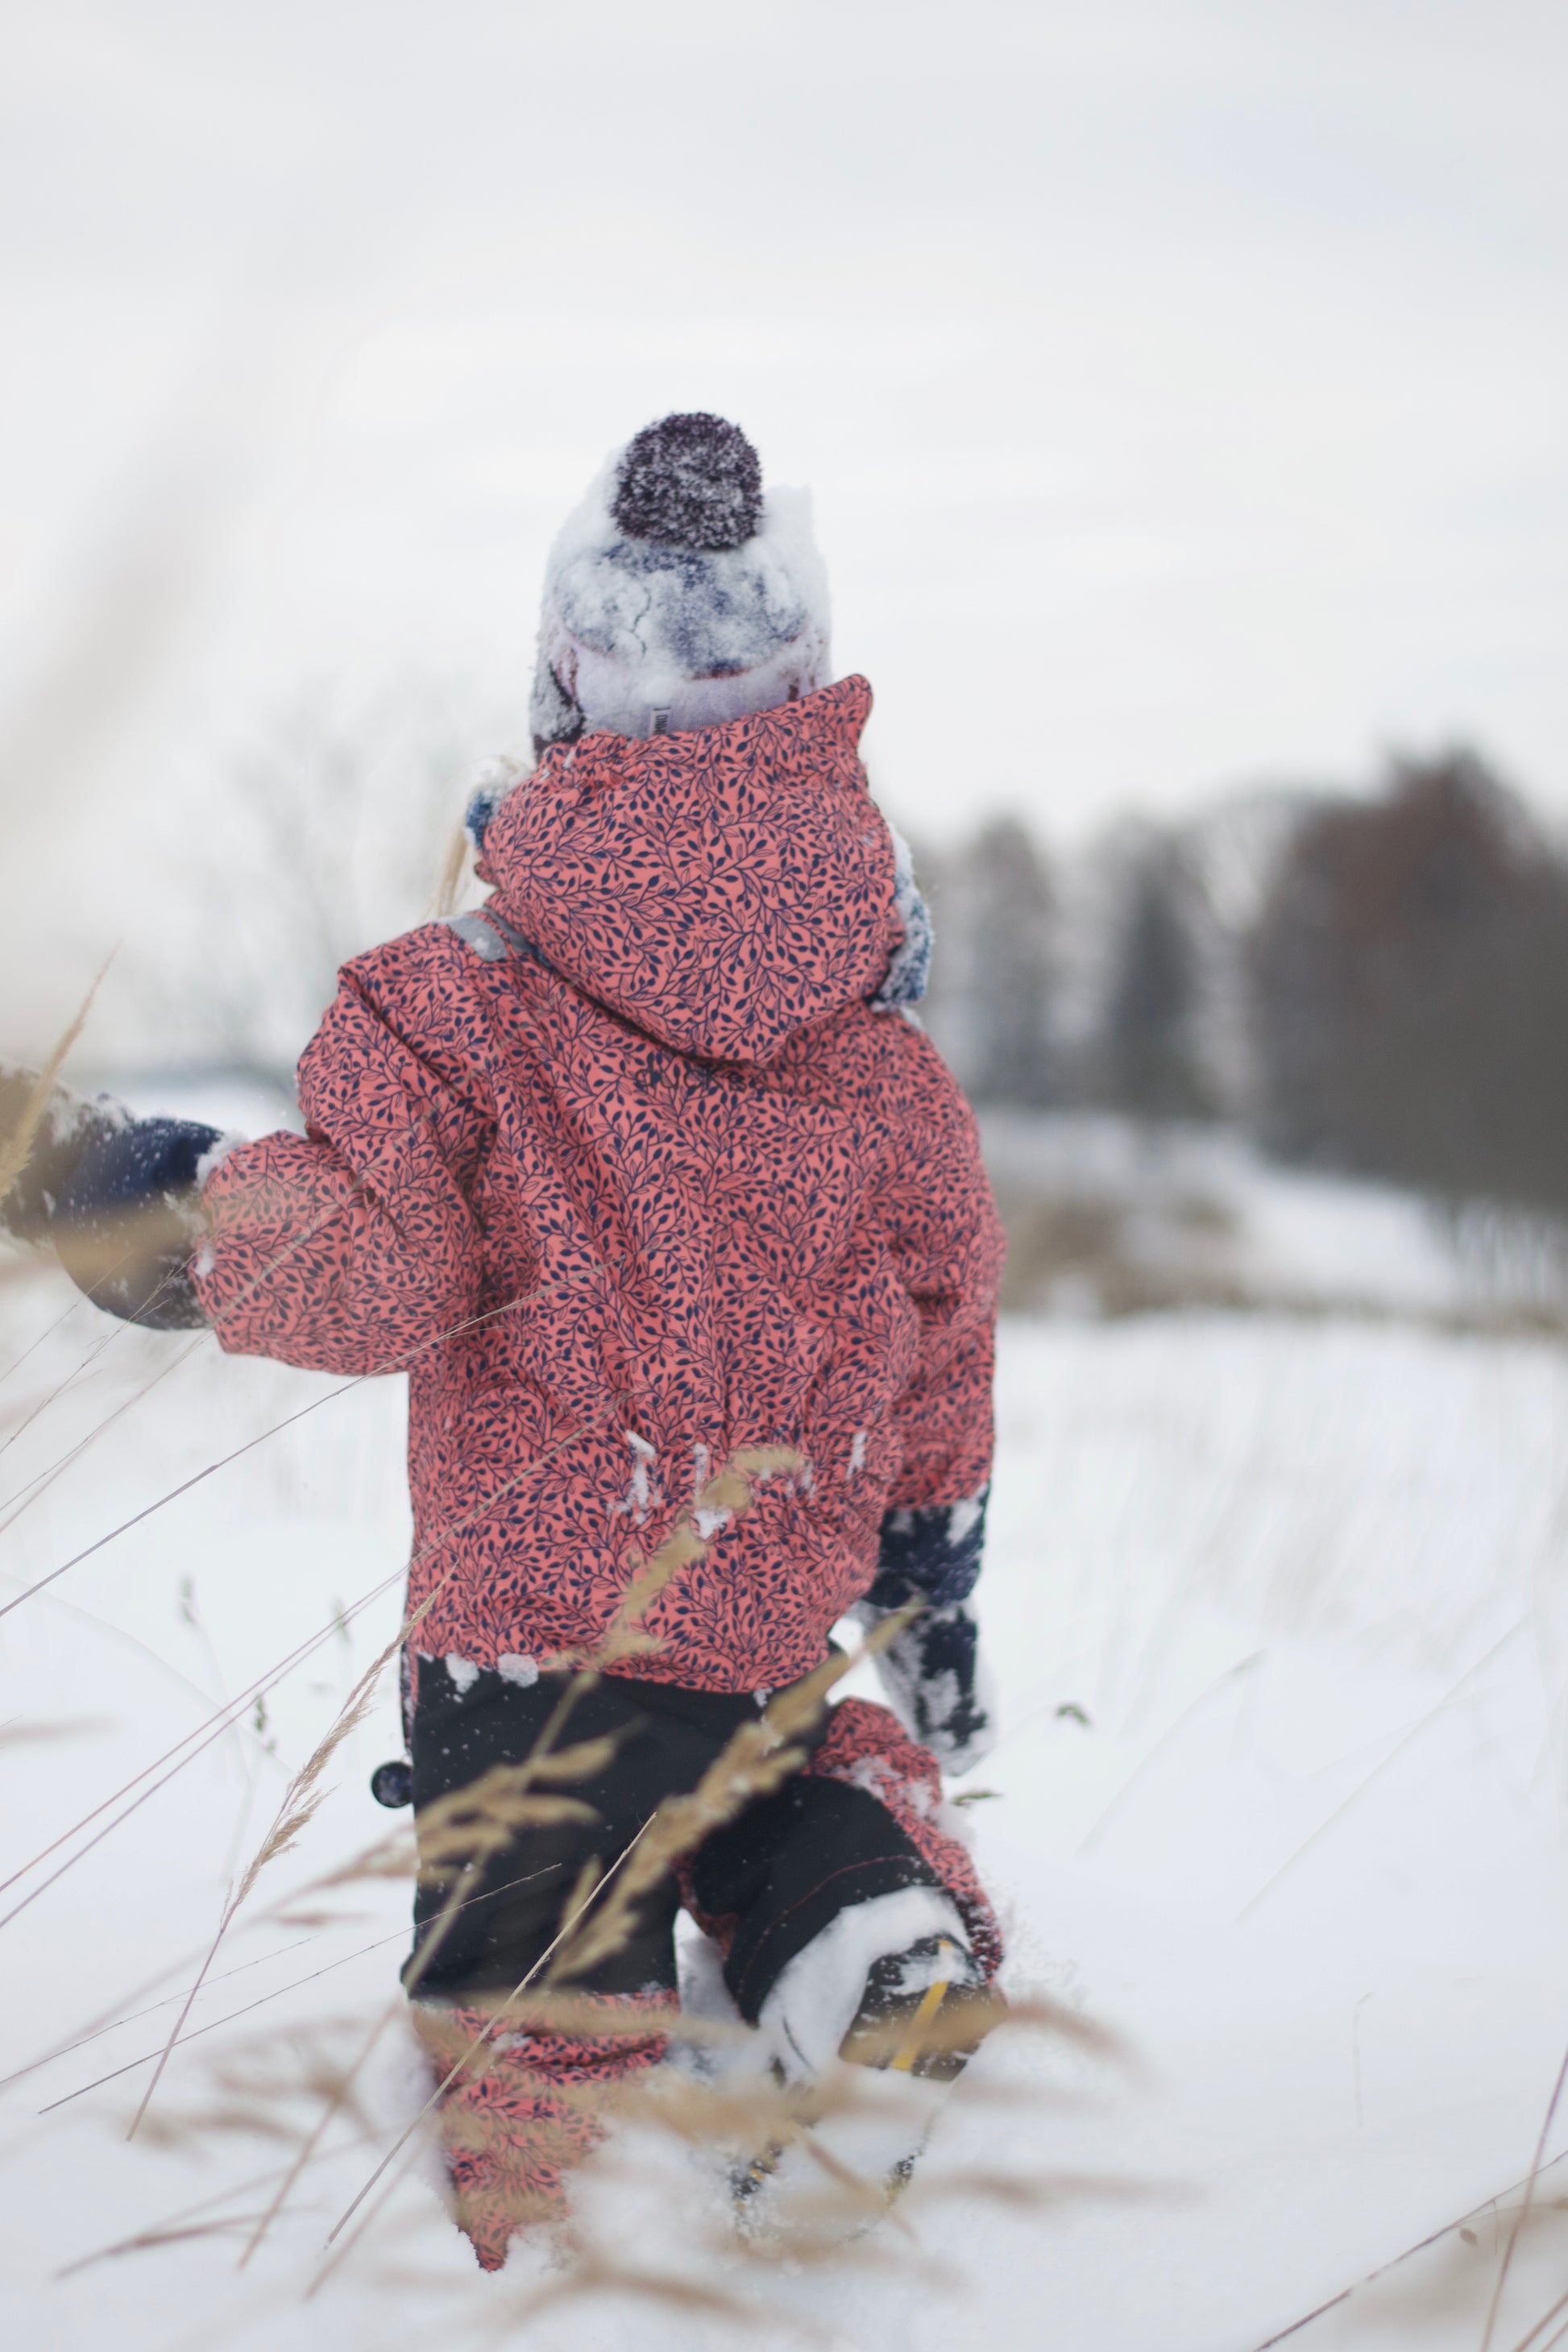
top-left (856, 1489), bottom-right (998, 1774)
top-left (0, 1064), bottom-right (126, 1242)
top-left (1, 1064), bottom-right (221, 1329)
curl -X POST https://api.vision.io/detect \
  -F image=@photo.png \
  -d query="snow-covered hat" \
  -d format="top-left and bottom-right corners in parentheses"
top-left (529, 413), bottom-right (831, 753)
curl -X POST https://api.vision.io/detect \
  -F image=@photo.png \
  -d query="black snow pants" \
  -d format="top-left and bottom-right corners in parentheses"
top-left (403, 1657), bottom-right (944, 2022)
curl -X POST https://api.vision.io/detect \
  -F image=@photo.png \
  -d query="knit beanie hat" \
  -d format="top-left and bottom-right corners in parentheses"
top-left (529, 413), bottom-right (831, 754)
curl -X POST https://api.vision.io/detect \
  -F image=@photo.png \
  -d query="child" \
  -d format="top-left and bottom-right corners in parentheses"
top-left (2, 414), bottom-right (1006, 2267)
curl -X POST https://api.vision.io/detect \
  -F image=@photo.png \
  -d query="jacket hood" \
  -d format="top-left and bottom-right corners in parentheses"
top-left (479, 675), bottom-right (898, 1064)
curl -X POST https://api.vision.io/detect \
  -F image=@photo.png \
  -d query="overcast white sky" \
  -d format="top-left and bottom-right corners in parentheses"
top-left (2, 0), bottom-right (1566, 1007)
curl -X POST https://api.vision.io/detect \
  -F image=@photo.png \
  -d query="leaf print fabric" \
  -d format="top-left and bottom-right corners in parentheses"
top-left (193, 677), bottom-right (1005, 1693)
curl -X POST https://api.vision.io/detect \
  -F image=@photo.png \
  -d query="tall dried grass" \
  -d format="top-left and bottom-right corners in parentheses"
top-left (0, 964), bottom-right (111, 1212)
top-left (2, 1014), bottom-right (1123, 2333)
top-left (14, 1417), bottom-right (1126, 2322)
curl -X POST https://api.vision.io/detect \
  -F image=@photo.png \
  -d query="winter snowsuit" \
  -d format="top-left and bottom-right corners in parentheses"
top-left (115, 674), bottom-right (1005, 2259)
top-left (195, 676), bottom-right (1001, 1691)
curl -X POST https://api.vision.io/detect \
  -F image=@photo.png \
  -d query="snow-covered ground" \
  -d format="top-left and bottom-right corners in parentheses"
top-left (982, 1110), bottom-right (1568, 1331)
top-left (5, 1134), bottom-right (1568, 2350)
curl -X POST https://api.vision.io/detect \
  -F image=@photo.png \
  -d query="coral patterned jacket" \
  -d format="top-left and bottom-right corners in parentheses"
top-left (193, 677), bottom-right (1004, 1690)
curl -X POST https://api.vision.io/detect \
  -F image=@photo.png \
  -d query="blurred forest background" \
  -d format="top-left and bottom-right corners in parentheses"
top-left (113, 693), bottom-right (1568, 1326)
top-left (921, 745), bottom-right (1568, 1199)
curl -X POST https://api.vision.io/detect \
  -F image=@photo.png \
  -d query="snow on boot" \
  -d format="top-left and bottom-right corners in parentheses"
top-left (840, 1929), bottom-right (993, 2081)
top-left (757, 1886), bottom-right (983, 2087)
top-left (736, 1888), bottom-right (1000, 2226)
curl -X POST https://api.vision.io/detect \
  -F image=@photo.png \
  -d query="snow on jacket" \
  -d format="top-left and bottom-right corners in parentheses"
top-left (192, 676), bottom-right (1004, 1692)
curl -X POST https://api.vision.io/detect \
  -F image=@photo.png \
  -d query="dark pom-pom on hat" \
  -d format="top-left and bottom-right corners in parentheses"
top-left (611, 413), bottom-right (763, 552)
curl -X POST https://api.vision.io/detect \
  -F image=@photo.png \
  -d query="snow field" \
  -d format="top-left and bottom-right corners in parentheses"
top-left (2, 1258), bottom-right (1568, 2347)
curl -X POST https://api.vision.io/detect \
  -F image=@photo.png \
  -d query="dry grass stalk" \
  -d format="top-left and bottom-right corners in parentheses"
top-left (128, 1529), bottom-right (514, 2147)
top-left (33, 1400), bottom-right (1107, 2307)
top-left (133, 2020), bottom-right (379, 2155)
top-left (315, 1624), bottom-right (936, 2284)
top-left (0, 1331), bottom-right (208, 1549)
top-left (54, 2154), bottom-right (330, 2279)
top-left (409, 1752), bottom-right (608, 1882)
top-left (0, 1286), bottom-right (129, 1458)
top-left (608, 1992), bottom-right (1114, 2183)
top-left (0, 1281), bottom-right (93, 1400)
top-left (127, 1529), bottom-right (518, 2147)
top-left (242, 1643), bottom-right (643, 2261)
top-left (309, 1446), bottom-right (811, 2267)
top-left (126, 1642), bottom-right (396, 2138)
top-left (29, 1860), bottom-right (583, 2118)
top-left (1508, 2281), bottom-right (1568, 2352)
top-left (500, 2250), bottom-right (757, 2329)
top-left (306, 1815), bottom-right (660, 2292)
top-left (1480, 2038), bottom-right (1568, 2352)
top-left (59, 2213), bottom-right (286, 2271)
top-left (478, 2042), bottom-right (1143, 2327)
top-left (428, 820), bottom-right (472, 920)
top-left (0, 1108), bottom-right (399, 1542)
top-left (592, 1444), bottom-right (803, 1671)
top-left (548, 1592), bottom-right (911, 1992)
top-left (3, 1198), bottom-right (205, 1288)
top-left (0, 1719), bottom-right (101, 1749)
top-left (1, 1255), bottom-right (624, 1635)
top-left (0, 963), bottom-right (112, 1209)
top-left (0, 1109), bottom-right (483, 1562)
top-left (0, 1385), bottom-right (636, 1935)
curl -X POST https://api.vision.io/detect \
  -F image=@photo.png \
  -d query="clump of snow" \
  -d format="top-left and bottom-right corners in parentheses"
top-left (614, 1429), bottom-right (661, 1525)
top-left (193, 1130), bottom-right (247, 1188)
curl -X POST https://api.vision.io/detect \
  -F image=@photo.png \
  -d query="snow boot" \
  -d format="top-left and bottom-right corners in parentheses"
top-left (840, 1929), bottom-right (994, 2080)
top-left (735, 1889), bottom-right (1002, 2224)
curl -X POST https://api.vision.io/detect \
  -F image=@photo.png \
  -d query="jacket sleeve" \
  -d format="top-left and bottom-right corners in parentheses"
top-left (192, 940), bottom-right (495, 1376)
top-left (865, 1023), bottom-right (1005, 1603)
top-left (856, 1026), bottom-right (1003, 1768)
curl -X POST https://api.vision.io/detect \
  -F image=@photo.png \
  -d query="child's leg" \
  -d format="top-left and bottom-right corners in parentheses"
top-left (806, 1696), bottom-right (1003, 1977)
top-left (411, 1993), bottom-right (673, 2270)
top-left (685, 1694), bottom-right (1003, 2054)
top-left (406, 1662), bottom-right (727, 2264)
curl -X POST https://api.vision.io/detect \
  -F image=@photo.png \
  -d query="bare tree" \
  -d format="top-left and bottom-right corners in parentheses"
top-left (132, 682), bottom-right (500, 1087)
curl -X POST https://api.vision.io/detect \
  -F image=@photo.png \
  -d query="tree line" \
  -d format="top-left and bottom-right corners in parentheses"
top-left (919, 749), bottom-right (1568, 1216)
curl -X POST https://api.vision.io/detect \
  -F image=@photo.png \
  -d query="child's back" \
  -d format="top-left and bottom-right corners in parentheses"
top-left (198, 670), bottom-right (1001, 1695)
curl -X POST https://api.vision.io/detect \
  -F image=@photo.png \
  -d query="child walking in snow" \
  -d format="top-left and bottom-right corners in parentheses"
top-left (2, 414), bottom-right (1006, 2266)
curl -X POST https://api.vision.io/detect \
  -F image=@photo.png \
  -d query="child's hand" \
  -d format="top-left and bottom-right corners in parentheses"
top-left (856, 1597), bottom-right (999, 1777)
top-left (1, 1063), bottom-right (226, 1328)
top-left (0, 1064), bottom-right (128, 1243)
